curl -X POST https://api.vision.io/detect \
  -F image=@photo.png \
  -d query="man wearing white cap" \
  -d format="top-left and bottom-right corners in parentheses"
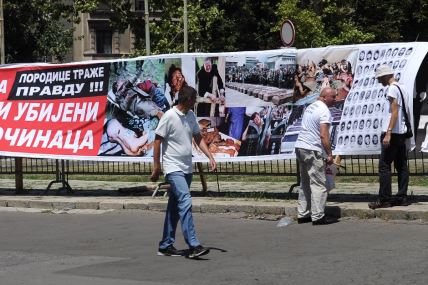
top-left (368, 65), bottom-right (411, 209)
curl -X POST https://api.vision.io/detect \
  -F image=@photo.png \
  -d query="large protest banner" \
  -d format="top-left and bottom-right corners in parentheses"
top-left (0, 49), bottom-right (298, 162)
top-left (280, 42), bottom-right (428, 156)
top-left (1, 43), bottom-right (427, 161)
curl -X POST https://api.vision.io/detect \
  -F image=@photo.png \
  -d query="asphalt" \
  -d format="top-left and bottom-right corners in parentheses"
top-left (1, 179), bottom-right (428, 222)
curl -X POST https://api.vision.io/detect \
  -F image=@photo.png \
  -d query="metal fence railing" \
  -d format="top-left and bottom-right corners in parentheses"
top-left (1, 151), bottom-right (427, 177)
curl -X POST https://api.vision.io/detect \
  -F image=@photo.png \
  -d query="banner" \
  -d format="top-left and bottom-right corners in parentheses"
top-left (0, 49), bottom-right (298, 162)
top-left (280, 42), bottom-right (428, 156)
top-left (1, 43), bottom-right (427, 161)
top-left (334, 43), bottom-right (428, 155)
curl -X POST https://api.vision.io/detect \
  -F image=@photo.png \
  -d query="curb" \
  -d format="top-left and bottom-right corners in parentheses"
top-left (0, 197), bottom-right (427, 222)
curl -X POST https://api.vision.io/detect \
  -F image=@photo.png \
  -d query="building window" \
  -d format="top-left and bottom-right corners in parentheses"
top-left (96, 30), bottom-right (112, 54)
top-left (135, 0), bottom-right (145, 11)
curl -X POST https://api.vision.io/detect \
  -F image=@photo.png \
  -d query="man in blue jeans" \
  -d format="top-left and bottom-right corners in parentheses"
top-left (151, 85), bottom-right (216, 258)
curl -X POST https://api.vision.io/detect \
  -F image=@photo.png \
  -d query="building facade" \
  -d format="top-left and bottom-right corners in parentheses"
top-left (72, 1), bottom-right (147, 62)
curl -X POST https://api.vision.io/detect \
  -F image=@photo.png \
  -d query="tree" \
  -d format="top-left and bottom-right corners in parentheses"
top-left (275, 0), bottom-right (375, 48)
top-left (354, 0), bottom-right (428, 43)
top-left (129, 0), bottom-right (233, 55)
top-left (5, 0), bottom-right (427, 62)
top-left (110, 0), bottom-right (281, 55)
top-left (4, 0), bottom-right (98, 63)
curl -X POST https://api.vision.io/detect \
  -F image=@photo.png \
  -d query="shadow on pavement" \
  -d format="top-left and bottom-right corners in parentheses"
top-left (0, 187), bottom-right (427, 204)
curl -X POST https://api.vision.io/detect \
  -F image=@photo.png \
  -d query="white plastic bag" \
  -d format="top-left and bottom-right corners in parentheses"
top-left (276, 217), bottom-right (294, 227)
top-left (325, 164), bottom-right (337, 192)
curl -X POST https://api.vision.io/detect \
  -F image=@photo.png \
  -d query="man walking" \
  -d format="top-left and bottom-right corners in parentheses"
top-left (151, 86), bottom-right (217, 258)
top-left (295, 87), bottom-right (338, 225)
top-left (368, 65), bottom-right (412, 209)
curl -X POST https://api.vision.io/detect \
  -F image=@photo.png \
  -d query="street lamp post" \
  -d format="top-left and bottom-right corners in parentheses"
top-left (0, 0), bottom-right (5, 64)
top-left (144, 0), bottom-right (150, 55)
top-left (183, 0), bottom-right (188, 53)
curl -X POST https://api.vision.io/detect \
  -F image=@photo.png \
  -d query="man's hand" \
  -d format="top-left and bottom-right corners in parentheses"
top-left (210, 158), bottom-right (217, 172)
top-left (150, 166), bottom-right (161, 182)
top-left (326, 155), bottom-right (334, 165)
top-left (383, 132), bottom-right (391, 147)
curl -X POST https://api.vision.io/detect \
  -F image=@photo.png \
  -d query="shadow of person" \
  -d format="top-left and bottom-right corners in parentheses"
top-left (183, 246), bottom-right (228, 260)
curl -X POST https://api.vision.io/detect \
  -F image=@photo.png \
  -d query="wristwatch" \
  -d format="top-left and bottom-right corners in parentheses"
top-left (387, 128), bottom-right (392, 132)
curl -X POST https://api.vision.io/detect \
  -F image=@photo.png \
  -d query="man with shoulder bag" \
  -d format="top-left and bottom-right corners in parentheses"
top-left (368, 65), bottom-right (413, 209)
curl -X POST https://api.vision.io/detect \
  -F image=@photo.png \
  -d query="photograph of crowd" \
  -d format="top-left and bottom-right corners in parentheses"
top-left (224, 51), bottom-right (296, 107)
top-left (279, 48), bottom-right (356, 154)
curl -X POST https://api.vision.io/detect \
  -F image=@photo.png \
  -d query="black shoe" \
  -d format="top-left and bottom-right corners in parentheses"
top-left (312, 216), bottom-right (338, 225)
top-left (297, 216), bottom-right (312, 224)
top-left (368, 200), bottom-right (392, 210)
top-left (157, 245), bottom-right (184, 257)
top-left (188, 245), bottom-right (210, 259)
top-left (391, 197), bottom-right (411, 207)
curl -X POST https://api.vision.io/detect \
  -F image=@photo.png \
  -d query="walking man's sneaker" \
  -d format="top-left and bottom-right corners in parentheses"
top-left (157, 245), bottom-right (184, 257)
top-left (368, 200), bottom-right (392, 210)
top-left (188, 245), bottom-right (210, 259)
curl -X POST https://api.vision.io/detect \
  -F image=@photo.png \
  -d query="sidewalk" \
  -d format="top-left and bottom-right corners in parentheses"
top-left (1, 179), bottom-right (428, 222)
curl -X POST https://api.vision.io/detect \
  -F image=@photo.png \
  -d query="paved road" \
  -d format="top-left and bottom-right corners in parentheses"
top-left (0, 210), bottom-right (427, 285)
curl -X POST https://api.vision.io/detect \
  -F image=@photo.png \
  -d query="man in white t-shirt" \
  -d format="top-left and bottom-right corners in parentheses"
top-left (368, 65), bottom-right (411, 209)
top-left (151, 86), bottom-right (216, 259)
top-left (294, 87), bottom-right (338, 225)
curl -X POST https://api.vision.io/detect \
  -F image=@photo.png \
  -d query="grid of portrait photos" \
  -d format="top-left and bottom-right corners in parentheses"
top-left (334, 44), bottom-right (415, 154)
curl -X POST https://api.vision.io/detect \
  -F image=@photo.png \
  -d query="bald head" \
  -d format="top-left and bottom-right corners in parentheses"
top-left (319, 87), bottom-right (337, 107)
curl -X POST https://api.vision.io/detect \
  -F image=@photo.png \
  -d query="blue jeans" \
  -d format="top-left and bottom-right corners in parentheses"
top-left (159, 171), bottom-right (200, 249)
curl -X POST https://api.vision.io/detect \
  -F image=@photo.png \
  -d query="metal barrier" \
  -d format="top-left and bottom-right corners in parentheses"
top-left (1, 151), bottom-right (427, 177)
top-left (1, 151), bottom-right (427, 194)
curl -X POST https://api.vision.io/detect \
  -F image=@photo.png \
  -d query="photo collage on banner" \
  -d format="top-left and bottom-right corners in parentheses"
top-left (96, 49), bottom-right (298, 161)
top-left (221, 50), bottom-right (297, 159)
top-left (335, 43), bottom-right (420, 155)
top-left (192, 55), bottom-right (242, 159)
top-left (98, 59), bottom-right (166, 158)
top-left (280, 46), bottom-right (358, 155)
top-left (1, 43), bottom-right (427, 161)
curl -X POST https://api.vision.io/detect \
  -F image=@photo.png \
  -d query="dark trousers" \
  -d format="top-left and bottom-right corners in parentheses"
top-left (379, 133), bottom-right (409, 202)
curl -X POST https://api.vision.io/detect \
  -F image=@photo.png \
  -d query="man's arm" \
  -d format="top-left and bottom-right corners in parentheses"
top-left (320, 123), bottom-right (333, 164)
top-left (193, 133), bottom-right (217, 171)
top-left (150, 134), bottom-right (163, 182)
top-left (383, 97), bottom-right (398, 147)
top-left (213, 64), bottom-right (224, 90)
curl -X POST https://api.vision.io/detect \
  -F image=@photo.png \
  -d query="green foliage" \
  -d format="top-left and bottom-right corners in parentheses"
top-left (275, 0), bottom-right (375, 48)
top-left (4, 0), bottom-right (98, 63)
top-left (354, 0), bottom-right (428, 42)
top-left (4, 0), bottom-right (428, 62)
top-left (276, 0), bottom-right (326, 48)
top-left (131, 0), bottom-right (281, 55)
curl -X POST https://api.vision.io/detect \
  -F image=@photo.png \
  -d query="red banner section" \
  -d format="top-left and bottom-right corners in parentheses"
top-left (0, 63), bottom-right (109, 157)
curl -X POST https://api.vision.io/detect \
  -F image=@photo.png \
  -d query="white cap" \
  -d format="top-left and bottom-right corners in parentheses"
top-left (375, 65), bottom-right (394, 78)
